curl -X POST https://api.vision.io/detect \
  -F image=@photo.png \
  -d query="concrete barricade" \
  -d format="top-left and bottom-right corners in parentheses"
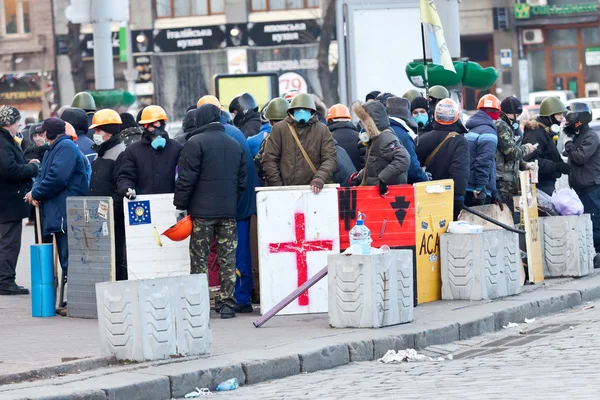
top-left (539, 214), bottom-right (594, 278)
top-left (328, 250), bottom-right (414, 328)
top-left (441, 230), bottom-right (521, 300)
top-left (96, 275), bottom-right (211, 361)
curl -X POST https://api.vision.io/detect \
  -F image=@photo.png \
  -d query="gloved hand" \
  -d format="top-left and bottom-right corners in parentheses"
top-left (348, 171), bottom-right (360, 186)
top-left (125, 188), bottom-right (137, 200)
top-left (378, 181), bottom-right (389, 197)
top-left (310, 177), bottom-right (325, 195)
top-left (175, 209), bottom-right (187, 222)
top-left (523, 162), bottom-right (536, 170)
top-left (522, 143), bottom-right (537, 155)
top-left (491, 190), bottom-right (504, 211)
top-left (30, 161), bottom-right (41, 171)
top-left (555, 162), bottom-right (571, 175)
top-left (472, 189), bottom-right (487, 206)
top-left (425, 172), bottom-right (433, 181)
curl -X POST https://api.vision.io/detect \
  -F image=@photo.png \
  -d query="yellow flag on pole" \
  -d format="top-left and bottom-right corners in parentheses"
top-left (420, 0), bottom-right (456, 73)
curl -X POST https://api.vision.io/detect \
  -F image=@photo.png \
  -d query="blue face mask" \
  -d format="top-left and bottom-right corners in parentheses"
top-left (413, 113), bottom-right (429, 128)
top-left (293, 109), bottom-right (312, 124)
top-left (151, 135), bottom-right (166, 150)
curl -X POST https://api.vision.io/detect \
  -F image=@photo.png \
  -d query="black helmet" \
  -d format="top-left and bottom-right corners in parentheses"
top-left (229, 93), bottom-right (258, 115)
top-left (564, 102), bottom-right (592, 135)
top-left (500, 96), bottom-right (523, 115)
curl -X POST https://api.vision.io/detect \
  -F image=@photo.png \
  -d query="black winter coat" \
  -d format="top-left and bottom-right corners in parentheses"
top-left (0, 128), bottom-right (39, 223)
top-left (334, 140), bottom-right (357, 187)
top-left (89, 135), bottom-right (126, 207)
top-left (329, 121), bottom-right (362, 170)
top-left (522, 118), bottom-right (566, 186)
top-left (565, 126), bottom-right (600, 191)
top-left (117, 131), bottom-right (183, 196)
top-left (174, 113), bottom-right (246, 219)
top-left (236, 111), bottom-right (262, 138)
top-left (24, 143), bottom-right (49, 162)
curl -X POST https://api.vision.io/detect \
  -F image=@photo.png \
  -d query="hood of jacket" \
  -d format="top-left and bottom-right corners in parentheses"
top-left (328, 120), bottom-right (358, 133)
top-left (311, 95), bottom-right (327, 119)
top-left (234, 110), bottom-right (261, 128)
top-left (183, 109), bottom-right (196, 133)
top-left (525, 117), bottom-right (553, 131)
top-left (195, 104), bottom-right (222, 129)
top-left (61, 107), bottom-right (89, 136)
top-left (389, 117), bottom-right (417, 140)
top-left (352, 101), bottom-right (390, 139)
top-left (465, 110), bottom-right (497, 132)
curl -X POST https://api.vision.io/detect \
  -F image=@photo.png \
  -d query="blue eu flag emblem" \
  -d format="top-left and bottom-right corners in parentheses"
top-left (128, 200), bottom-right (152, 226)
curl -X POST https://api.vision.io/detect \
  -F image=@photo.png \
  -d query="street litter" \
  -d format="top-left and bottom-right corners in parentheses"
top-left (524, 318), bottom-right (536, 324)
top-left (584, 304), bottom-right (595, 310)
top-left (570, 326), bottom-right (575, 330)
top-left (184, 388), bottom-right (212, 398)
top-left (502, 322), bottom-right (519, 329)
top-left (377, 349), bottom-right (450, 364)
top-left (216, 378), bottom-right (239, 391)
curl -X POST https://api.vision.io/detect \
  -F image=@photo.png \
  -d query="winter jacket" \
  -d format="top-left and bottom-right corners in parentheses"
top-left (0, 127), bottom-right (39, 224)
top-left (120, 126), bottom-right (144, 147)
top-left (328, 120), bottom-right (363, 171)
top-left (61, 107), bottom-right (97, 165)
top-left (32, 135), bottom-right (89, 236)
top-left (248, 123), bottom-right (271, 158)
top-left (465, 110), bottom-right (498, 195)
top-left (565, 126), bottom-right (600, 192)
top-left (522, 118), bottom-right (566, 187)
top-left (334, 139), bottom-right (357, 187)
top-left (262, 115), bottom-right (337, 187)
top-left (388, 117), bottom-right (428, 184)
top-left (235, 111), bottom-right (262, 138)
top-left (89, 135), bottom-right (126, 208)
top-left (117, 131), bottom-right (183, 196)
top-left (174, 105), bottom-right (247, 219)
top-left (416, 121), bottom-right (469, 201)
top-left (352, 102), bottom-right (410, 186)
top-left (24, 143), bottom-right (49, 162)
top-left (495, 118), bottom-right (527, 192)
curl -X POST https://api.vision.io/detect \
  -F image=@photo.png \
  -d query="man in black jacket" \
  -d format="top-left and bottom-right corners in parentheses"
top-left (230, 93), bottom-right (262, 138)
top-left (0, 106), bottom-right (39, 295)
top-left (117, 105), bottom-right (183, 199)
top-left (326, 104), bottom-right (363, 170)
top-left (89, 109), bottom-right (128, 280)
top-left (174, 104), bottom-right (247, 319)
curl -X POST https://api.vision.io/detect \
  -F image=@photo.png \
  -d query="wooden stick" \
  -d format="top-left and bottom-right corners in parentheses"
top-left (35, 206), bottom-right (42, 245)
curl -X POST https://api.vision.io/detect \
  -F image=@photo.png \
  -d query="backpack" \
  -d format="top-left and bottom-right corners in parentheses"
top-left (253, 133), bottom-right (269, 181)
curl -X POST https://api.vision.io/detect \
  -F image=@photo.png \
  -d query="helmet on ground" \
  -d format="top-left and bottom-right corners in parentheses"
top-left (65, 122), bottom-right (77, 141)
top-left (71, 92), bottom-right (96, 111)
top-left (89, 109), bottom-right (123, 129)
top-left (138, 105), bottom-right (168, 125)
top-left (402, 89), bottom-right (422, 103)
top-left (162, 215), bottom-right (192, 242)
top-left (264, 98), bottom-right (290, 121)
top-left (289, 93), bottom-right (316, 112)
top-left (565, 102), bottom-right (593, 128)
top-left (539, 97), bottom-right (567, 117)
top-left (477, 94), bottom-right (501, 111)
top-left (429, 86), bottom-right (449, 101)
top-left (281, 89), bottom-right (299, 103)
top-left (229, 93), bottom-right (258, 115)
top-left (435, 98), bottom-right (460, 125)
top-left (501, 96), bottom-right (523, 115)
top-left (326, 104), bottom-right (352, 121)
top-left (197, 95), bottom-right (221, 108)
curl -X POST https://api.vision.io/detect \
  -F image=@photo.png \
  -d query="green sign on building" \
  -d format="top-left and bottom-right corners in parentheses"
top-left (515, 2), bottom-right (600, 20)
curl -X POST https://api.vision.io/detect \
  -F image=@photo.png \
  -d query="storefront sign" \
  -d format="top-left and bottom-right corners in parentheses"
top-left (81, 30), bottom-right (153, 57)
top-left (515, 2), bottom-right (599, 20)
top-left (153, 26), bottom-right (226, 52)
top-left (585, 47), bottom-right (600, 66)
top-left (500, 49), bottom-right (512, 68)
top-left (227, 48), bottom-right (248, 74)
top-left (248, 20), bottom-right (321, 47)
top-left (0, 73), bottom-right (43, 102)
top-left (134, 55), bottom-right (154, 96)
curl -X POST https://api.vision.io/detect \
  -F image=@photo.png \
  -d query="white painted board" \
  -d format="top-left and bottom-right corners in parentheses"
top-left (124, 194), bottom-right (190, 280)
top-left (257, 187), bottom-right (340, 315)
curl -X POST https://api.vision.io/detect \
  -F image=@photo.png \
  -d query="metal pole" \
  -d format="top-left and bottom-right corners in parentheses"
top-left (335, 0), bottom-right (348, 106)
top-left (92, 0), bottom-right (115, 90)
top-left (421, 23), bottom-right (430, 101)
top-left (125, 21), bottom-right (136, 95)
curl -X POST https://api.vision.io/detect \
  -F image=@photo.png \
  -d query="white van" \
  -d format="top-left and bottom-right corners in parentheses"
top-left (528, 90), bottom-right (575, 106)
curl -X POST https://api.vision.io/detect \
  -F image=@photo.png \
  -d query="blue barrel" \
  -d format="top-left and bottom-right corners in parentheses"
top-left (30, 244), bottom-right (55, 317)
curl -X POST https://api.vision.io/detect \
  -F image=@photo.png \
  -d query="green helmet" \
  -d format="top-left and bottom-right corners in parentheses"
top-left (539, 97), bottom-right (567, 117)
top-left (402, 89), bottom-right (422, 103)
top-left (71, 92), bottom-right (96, 111)
top-left (264, 98), bottom-right (290, 121)
top-left (429, 86), bottom-right (449, 100)
top-left (289, 93), bottom-right (316, 112)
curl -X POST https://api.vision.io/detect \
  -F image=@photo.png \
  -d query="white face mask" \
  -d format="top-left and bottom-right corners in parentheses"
top-left (93, 133), bottom-right (104, 146)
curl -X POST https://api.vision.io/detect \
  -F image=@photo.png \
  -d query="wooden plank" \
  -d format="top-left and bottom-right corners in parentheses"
top-left (519, 171), bottom-right (544, 283)
top-left (256, 184), bottom-right (340, 192)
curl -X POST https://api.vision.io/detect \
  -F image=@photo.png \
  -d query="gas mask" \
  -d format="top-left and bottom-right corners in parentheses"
top-left (293, 109), bottom-right (312, 124)
top-left (151, 135), bottom-right (167, 150)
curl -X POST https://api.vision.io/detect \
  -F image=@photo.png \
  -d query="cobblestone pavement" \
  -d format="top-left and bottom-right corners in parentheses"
top-left (217, 301), bottom-right (600, 400)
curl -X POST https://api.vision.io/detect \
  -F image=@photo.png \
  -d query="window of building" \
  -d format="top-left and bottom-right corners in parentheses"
top-left (251, 0), bottom-right (319, 11)
top-left (0, 0), bottom-right (30, 35)
top-left (155, 0), bottom-right (224, 17)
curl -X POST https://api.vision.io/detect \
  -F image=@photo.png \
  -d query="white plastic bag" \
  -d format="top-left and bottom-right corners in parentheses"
top-left (551, 188), bottom-right (584, 216)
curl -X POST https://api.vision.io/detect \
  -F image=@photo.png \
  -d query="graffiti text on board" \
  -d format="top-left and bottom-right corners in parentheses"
top-left (418, 233), bottom-right (440, 256)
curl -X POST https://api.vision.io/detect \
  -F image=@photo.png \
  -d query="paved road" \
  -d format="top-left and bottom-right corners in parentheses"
top-left (217, 301), bottom-right (600, 399)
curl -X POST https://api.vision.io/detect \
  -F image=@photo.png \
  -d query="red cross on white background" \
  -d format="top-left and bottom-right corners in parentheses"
top-left (268, 213), bottom-right (334, 306)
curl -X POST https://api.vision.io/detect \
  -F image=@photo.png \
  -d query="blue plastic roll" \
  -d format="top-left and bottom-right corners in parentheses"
top-left (30, 244), bottom-right (55, 318)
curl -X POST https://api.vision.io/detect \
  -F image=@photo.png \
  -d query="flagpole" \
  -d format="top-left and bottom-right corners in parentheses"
top-left (420, 22), bottom-right (430, 105)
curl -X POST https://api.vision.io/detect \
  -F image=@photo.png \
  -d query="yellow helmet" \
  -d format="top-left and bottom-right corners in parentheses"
top-left (138, 105), bottom-right (168, 125)
top-left (89, 109), bottom-right (123, 129)
top-left (197, 95), bottom-right (221, 108)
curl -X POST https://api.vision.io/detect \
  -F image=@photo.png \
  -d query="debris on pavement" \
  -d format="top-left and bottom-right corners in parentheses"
top-left (524, 318), bottom-right (536, 324)
top-left (377, 349), bottom-right (450, 364)
top-left (502, 322), bottom-right (519, 329)
top-left (184, 388), bottom-right (212, 398)
top-left (216, 378), bottom-right (239, 391)
top-left (570, 326), bottom-right (575, 330)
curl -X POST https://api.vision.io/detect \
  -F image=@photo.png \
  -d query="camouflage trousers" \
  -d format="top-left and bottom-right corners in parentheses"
top-left (190, 218), bottom-right (238, 309)
top-left (497, 179), bottom-right (518, 212)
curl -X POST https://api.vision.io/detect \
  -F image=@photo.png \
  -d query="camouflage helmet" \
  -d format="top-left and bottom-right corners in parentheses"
top-left (289, 93), bottom-right (316, 112)
top-left (264, 98), bottom-right (290, 121)
top-left (402, 89), bottom-right (422, 103)
top-left (71, 92), bottom-right (96, 111)
top-left (539, 97), bottom-right (567, 117)
top-left (428, 85), bottom-right (450, 101)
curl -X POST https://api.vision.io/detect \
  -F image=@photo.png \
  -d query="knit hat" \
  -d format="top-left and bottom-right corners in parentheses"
top-left (120, 113), bottom-right (139, 130)
top-left (386, 97), bottom-right (412, 120)
top-left (0, 106), bottom-right (21, 127)
top-left (411, 97), bottom-right (429, 112)
top-left (500, 96), bottom-right (523, 115)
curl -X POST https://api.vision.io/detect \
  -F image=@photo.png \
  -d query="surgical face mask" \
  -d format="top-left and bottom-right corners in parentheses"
top-left (151, 135), bottom-right (167, 150)
top-left (93, 134), bottom-right (105, 146)
top-left (293, 109), bottom-right (312, 124)
top-left (358, 131), bottom-right (370, 143)
top-left (413, 113), bottom-right (429, 128)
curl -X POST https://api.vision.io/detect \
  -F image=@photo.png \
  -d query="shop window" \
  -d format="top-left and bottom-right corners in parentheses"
top-left (550, 48), bottom-right (579, 74)
top-left (549, 29), bottom-right (577, 47)
top-left (527, 50), bottom-right (547, 92)
top-left (251, 0), bottom-right (319, 11)
top-left (1, 0), bottom-right (30, 35)
top-left (582, 27), bottom-right (600, 46)
top-left (155, 0), bottom-right (224, 17)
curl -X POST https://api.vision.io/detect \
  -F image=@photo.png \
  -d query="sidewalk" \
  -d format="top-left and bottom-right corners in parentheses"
top-left (2, 223), bottom-right (600, 399)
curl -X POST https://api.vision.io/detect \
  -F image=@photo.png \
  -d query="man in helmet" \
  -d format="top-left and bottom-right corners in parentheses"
top-left (523, 97), bottom-right (571, 195)
top-left (61, 107), bottom-right (97, 164)
top-left (229, 93), bottom-right (262, 138)
top-left (563, 102), bottom-right (600, 256)
top-left (262, 93), bottom-right (337, 194)
top-left (174, 104), bottom-right (247, 319)
top-left (416, 99), bottom-right (469, 220)
top-left (249, 97), bottom-right (289, 158)
top-left (495, 96), bottom-right (537, 212)
top-left (117, 105), bottom-right (183, 199)
top-left (71, 92), bottom-right (97, 139)
top-left (88, 110), bottom-right (128, 280)
top-left (402, 89), bottom-right (423, 103)
top-left (326, 103), bottom-right (362, 170)
top-left (428, 86), bottom-right (450, 115)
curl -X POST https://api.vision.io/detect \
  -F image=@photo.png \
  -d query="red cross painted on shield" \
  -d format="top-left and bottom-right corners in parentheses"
top-left (269, 213), bottom-right (334, 306)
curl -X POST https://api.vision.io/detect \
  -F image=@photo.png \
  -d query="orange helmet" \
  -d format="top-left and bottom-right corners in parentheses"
top-left (435, 98), bottom-right (461, 126)
top-left (162, 215), bottom-right (192, 242)
top-left (65, 122), bottom-right (77, 141)
top-left (477, 94), bottom-right (501, 111)
top-left (197, 95), bottom-right (221, 108)
top-left (89, 109), bottom-right (123, 129)
top-left (138, 105), bottom-right (168, 125)
top-left (326, 104), bottom-right (352, 122)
